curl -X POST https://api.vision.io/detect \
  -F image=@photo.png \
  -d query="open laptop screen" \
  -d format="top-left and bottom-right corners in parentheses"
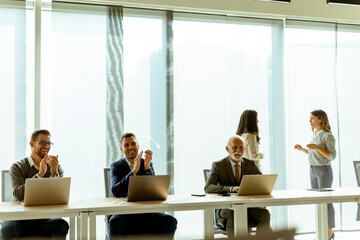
top-left (237, 174), bottom-right (278, 196)
top-left (23, 177), bottom-right (71, 206)
top-left (126, 175), bottom-right (170, 202)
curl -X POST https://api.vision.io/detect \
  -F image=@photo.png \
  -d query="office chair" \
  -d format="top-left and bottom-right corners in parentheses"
top-left (104, 168), bottom-right (114, 240)
top-left (203, 169), bottom-right (227, 234)
top-left (1, 170), bottom-right (12, 202)
top-left (104, 168), bottom-right (114, 198)
top-left (353, 161), bottom-right (360, 221)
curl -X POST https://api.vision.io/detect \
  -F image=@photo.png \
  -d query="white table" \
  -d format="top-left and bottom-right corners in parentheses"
top-left (231, 187), bottom-right (360, 240)
top-left (80, 194), bottom-right (240, 240)
top-left (0, 201), bottom-right (89, 240)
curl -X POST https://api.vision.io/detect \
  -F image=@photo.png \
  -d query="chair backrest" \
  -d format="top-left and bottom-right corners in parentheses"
top-left (1, 170), bottom-right (13, 202)
top-left (104, 168), bottom-right (114, 198)
top-left (203, 169), bottom-right (211, 183)
top-left (353, 161), bottom-right (360, 187)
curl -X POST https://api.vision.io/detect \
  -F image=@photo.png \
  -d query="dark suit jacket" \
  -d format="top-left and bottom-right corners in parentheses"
top-left (110, 157), bottom-right (154, 197)
top-left (204, 156), bottom-right (261, 194)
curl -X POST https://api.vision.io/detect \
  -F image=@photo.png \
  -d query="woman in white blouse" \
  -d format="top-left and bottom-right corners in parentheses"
top-left (236, 110), bottom-right (264, 170)
top-left (294, 109), bottom-right (336, 240)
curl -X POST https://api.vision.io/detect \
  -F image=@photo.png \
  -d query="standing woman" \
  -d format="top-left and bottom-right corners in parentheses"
top-left (294, 109), bottom-right (336, 240)
top-left (236, 110), bottom-right (264, 170)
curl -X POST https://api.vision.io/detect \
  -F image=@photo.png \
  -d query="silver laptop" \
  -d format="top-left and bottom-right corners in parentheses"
top-left (237, 174), bottom-right (278, 196)
top-left (23, 177), bottom-right (71, 206)
top-left (126, 175), bottom-right (170, 202)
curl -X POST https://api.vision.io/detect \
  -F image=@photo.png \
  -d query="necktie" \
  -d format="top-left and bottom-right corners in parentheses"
top-left (235, 163), bottom-right (240, 185)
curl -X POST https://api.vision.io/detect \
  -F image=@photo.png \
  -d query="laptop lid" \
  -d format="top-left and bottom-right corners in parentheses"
top-left (237, 174), bottom-right (278, 196)
top-left (127, 175), bottom-right (170, 202)
top-left (23, 177), bottom-right (71, 206)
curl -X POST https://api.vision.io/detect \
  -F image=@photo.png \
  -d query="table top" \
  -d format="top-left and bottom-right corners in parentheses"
top-left (230, 187), bottom-right (360, 207)
top-left (1, 187), bottom-right (359, 219)
top-left (0, 201), bottom-right (87, 220)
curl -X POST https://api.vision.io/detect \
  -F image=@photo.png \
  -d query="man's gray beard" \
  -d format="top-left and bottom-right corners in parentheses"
top-left (230, 153), bottom-right (242, 161)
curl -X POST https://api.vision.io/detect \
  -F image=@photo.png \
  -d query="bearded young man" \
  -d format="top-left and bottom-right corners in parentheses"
top-left (204, 135), bottom-right (271, 239)
top-left (1, 129), bottom-right (69, 240)
top-left (108, 132), bottom-right (177, 239)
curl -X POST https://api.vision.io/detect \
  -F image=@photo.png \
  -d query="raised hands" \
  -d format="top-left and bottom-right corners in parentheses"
top-left (132, 151), bottom-right (143, 176)
top-left (294, 144), bottom-right (309, 154)
top-left (38, 155), bottom-right (59, 177)
top-left (47, 155), bottom-right (59, 177)
top-left (131, 150), bottom-right (153, 175)
top-left (294, 144), bottom-right (304, 151)
top-left (38, 155), bottom-right (48, 177)
top-left (144, 150), bottom-right (153, 170)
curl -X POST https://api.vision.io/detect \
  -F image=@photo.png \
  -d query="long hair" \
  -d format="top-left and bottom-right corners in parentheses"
top-left (236, 110), bottom-right (260, 143)
top-left (311, 109), bottom-right (331, 132)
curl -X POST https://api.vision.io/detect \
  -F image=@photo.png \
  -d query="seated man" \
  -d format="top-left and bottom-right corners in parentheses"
top-left (204, 135), bottom-right (271, 238)
top-left (108, 132), bottom-right (177, 239)
top-left (1, 129), bottom-right (69, 240)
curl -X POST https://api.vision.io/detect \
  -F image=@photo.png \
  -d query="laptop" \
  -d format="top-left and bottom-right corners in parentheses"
top-left (23, 177), bottom-right (71, 206)
top-left (237, 174), bottom-right (278, 196)
top-left (126, 175), bottom-right (170, 202)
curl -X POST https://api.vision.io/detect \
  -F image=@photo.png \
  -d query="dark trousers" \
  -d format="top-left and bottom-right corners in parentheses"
top-left (108, 213), bottom-right (177, 239)
top-left (219, 207), bottom-right (271, 239)
top-left (1, 218), bottom-right (69, 240)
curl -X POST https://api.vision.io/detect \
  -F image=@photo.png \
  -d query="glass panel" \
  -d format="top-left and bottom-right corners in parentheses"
top-left (284, 24), bottom-right (339, 233)
top-left (0, 4), bottom-right (30, 172)
top-left (173, 17), bottom-right (272, 237)
top-left (41, 8), bottom-right (107, 201)
top-left (337, 24), bottom-right (360, 231)
top-left (123, 14), bottom-right (167, 175)
top-left (41, 6), bottom-right (107, 238)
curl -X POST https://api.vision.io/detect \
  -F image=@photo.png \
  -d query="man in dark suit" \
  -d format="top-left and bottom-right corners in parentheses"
top-left (108, 132), bottom-right (177, 239)
top-left (204, 135), bottom-right (271, 238)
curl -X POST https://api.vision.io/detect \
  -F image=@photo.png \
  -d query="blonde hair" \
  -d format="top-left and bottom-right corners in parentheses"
top-left (311, 109), bottom-right (331, 132)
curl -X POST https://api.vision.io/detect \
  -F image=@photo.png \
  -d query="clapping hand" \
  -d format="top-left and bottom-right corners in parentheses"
top-left (47, 155), bottom-right (59, 177)
top-left (144, 150), bottom-right (153, 170)
top-left (132, 151), bottom-right (143, 175)
top-left (38, 155), bottom-right (48, 177)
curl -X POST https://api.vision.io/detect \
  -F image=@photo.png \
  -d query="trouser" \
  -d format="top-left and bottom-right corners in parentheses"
top-left (310, 165), bottom-right (335, 229)
top-left (1, 218), bottom-right (69, 240)
top-left (219, 207), bottom-right (271, 239)
top-left (108, 212), bottom-right (177, 239)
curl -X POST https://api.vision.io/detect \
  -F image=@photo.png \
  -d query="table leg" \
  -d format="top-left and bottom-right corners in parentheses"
top-left (203, 209), bottom-right (214, 240)
top-left (79, 211), bottom-right (88, 240)
top-left (233, 204), bottom-right (248, 238)
top-left (316, 203), bottom-right (328, 240)
top-left (77, 216), bottom-right (80, 240)
top-left (89, 212), bottom-right (96, 240)
top-left (69, 217), bottom-right (75, 240)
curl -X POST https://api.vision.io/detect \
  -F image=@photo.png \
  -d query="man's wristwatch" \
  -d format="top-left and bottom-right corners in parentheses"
top-left (145, 168), bottom-right (151, 174)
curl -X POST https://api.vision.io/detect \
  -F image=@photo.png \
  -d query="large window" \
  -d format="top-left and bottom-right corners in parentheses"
top-left (41, 5), bottom-right (107, 201)
top-left (336, 24), bottom-right (360, 230)
top-left (2, 1), bottom-right (360, 238)
top-left (284, 21), bottom-right (340, 232)
top-left (123, 10), bottom-right (168, 175)
top-left (0, 3), bottom-right (31, 173)
top-left (173, 14), bottom-right (273, 237)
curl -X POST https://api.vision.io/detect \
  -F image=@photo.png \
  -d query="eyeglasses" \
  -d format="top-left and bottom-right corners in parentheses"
top-left (37, 140), bottom-right (54, 147)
